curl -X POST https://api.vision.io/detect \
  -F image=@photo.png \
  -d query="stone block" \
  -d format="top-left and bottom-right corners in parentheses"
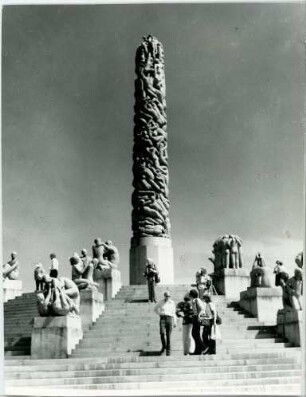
top-left (80, 289), bottom-right (104, 329)
top-left (276, 309), bottom-right (303, 347)
top-left (129, 237), bottom-right (174, 285)
top-left (239, 287), bottom-right (283, 324)
top-left (3, 279), bottom-right (22, 302)
top-left (212, 268), bottom-right (249, 301)
top-left (94, 268), bottom-right (122, 300)
top-left (31, 315), bottom-right (83, 359)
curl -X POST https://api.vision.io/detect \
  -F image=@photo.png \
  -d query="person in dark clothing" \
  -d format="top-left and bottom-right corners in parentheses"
top-left (176, 294), bottom-right (195, 355)
top-left (189, 289), bottom-right (205, 355)
top-left (143, 258), bottom-right (159, 302)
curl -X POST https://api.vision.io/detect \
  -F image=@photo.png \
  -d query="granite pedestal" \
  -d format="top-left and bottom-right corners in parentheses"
top-left (93, 268), bottom-right (122, 300)
top-left (80, 289), bottom-right (104, 329)
top-left (276, 309), bottom-right (303, 347)
top-left (212, 268), bottom-right (249, 301)
top-left (129, 237), bottom-right (174, 285)
top-left (3, 279), bottom-right (22, 302)
top-left (31, 315), bottom-right (83, 359)
top-left (239, 287), bottom-right (283, 324)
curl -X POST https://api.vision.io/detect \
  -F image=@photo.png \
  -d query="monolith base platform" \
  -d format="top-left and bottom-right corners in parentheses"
top-left (212, 268), bottom-right (249, 301)
top-left (129, 237), bottom-right (174, 285)
top-left (31, 315), bottom-right (83, 359)
top-left (277, 309), bottom-right (302, 347)
top-left (80, 289), bottom-right (104, 329)
top-left (239, 287), bottom-right (283, 324)
top-left (3, 279), bottom-right (22, 302)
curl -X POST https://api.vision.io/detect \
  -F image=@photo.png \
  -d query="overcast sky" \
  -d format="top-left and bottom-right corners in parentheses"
top-left (2, 3), bottom-right (304, 292)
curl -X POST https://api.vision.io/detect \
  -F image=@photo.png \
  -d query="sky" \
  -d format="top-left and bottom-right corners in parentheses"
top-left (2, 3), bottom-right (304, 292)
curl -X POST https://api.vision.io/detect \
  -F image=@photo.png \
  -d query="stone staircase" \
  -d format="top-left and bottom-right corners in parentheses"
top-left (4, 284), bottom-right (302, 395)
top-left (4, 292), bottom-right (38, 356)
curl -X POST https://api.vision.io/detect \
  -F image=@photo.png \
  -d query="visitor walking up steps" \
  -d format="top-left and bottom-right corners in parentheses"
top-left (189, 289), bottom-right (205, 355)
top-left (176, 294), bottom-right (195, 355)
top-left (154, 291), bottom-right (177, 356)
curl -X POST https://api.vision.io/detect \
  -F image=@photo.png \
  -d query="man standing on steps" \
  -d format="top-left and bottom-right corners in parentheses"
top-left (154, 291), bottom-right (177, 356)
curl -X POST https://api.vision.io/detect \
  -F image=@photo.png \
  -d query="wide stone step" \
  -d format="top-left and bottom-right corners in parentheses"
top-left (5, 369), bottom-right (301, 386)
top-left (5, 382), bottom-right (301, 396)
top-left (5, 348), bottom-right (301, 366)
top-left (5, 356), bottom-right (300, 374)
top-left (78, 338), bottom-right (283, 348)
top-left (6, 362), bottom-right (301, 380)
top-left (72, 344), bottom-right (294, 356)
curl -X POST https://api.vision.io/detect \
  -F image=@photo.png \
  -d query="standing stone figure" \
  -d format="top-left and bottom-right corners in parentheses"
top-left (210, 235), bottom-right (243, 271)
top-left (131, 35), bottom-right (170, 239)
top-left (250, 253), bottom-right (273, 288)
top-left (286, 268), bottom-right (303, 310)
top-left (3, 252), bottom-right (19, 280)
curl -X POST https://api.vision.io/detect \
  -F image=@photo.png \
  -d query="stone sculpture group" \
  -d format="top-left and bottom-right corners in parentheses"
top-left (31, 238), bottom-right (120, 317)
top-left (132, 35), bottom-right (171, 239)
top-left (210, 234), bottom-right (243, 271)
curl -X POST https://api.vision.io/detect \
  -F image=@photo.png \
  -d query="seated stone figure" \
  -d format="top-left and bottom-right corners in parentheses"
top-left (286, 268), bottom-right (303, 311)
top-left (250, 253), bottom-right (273, 288)
top-left (35, 269), bottom-right (80, 317)
top-left (70, 251), bottom-right (99, 291)
top-left (3, 252), bottom-right (19, 280)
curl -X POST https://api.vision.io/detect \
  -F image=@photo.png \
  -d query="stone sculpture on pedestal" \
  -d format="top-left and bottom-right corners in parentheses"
top-left (130, 35), bottom-right (174, 284)
top-left (210, 235), bottom-right (243, 271)
top-left (210, 235), bottom-right (249, 300)
top-left (250, 253), bottom-right (273, 288)
top-left (3, 252), bottom-right (19, 280)
top-left (92, 238), bottom-right (119, 270)
top-left (70, 252), bottom-right (99, 291)
top-left (285, 268), bottom-right (303, 311)
top-left (35, 265), bottom-right (80, 317)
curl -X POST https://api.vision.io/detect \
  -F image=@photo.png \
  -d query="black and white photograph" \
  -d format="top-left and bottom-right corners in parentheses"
top-left (1, 2), bottom-right (304, 395)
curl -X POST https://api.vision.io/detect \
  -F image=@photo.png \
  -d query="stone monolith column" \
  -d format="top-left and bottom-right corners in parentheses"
top-left (129, 35), bottom-right (174, 285)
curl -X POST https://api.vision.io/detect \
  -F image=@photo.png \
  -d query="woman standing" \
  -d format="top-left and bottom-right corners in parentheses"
top-left (201, 295), bottom-right (217, 355)
top-left (176, 294), bottom-right (195, 355)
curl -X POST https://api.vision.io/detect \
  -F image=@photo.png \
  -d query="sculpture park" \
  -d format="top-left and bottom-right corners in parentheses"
top-left (2, 4), bottom-right (304, 396)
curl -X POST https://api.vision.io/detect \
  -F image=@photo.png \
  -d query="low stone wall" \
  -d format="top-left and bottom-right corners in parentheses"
top-left (239, 287), bottom-right (282, 324)
top-left (94, 268), bottom-right (122, 300)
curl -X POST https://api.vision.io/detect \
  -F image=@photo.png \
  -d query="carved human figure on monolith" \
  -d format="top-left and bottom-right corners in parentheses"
top-left (3, 252), bottom-right (20, 280)
top-left (70, 251), bottom-right (99, 291)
